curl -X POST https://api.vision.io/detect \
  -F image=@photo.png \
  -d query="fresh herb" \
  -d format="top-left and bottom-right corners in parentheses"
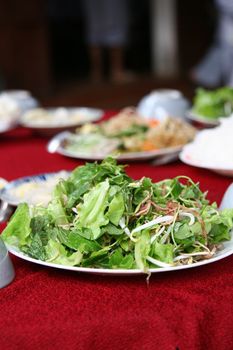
top-left (2, 158), bottom-right (233, 272)
top-left (192, 87), bottom-right (233, 119)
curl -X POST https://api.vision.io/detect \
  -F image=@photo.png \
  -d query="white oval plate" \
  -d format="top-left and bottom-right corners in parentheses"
top-left (179, 148), bottom-right (233, 177)
top-left (47, 131), bottom-right (182, 163)
top-left (20, 107), bottom-right (103, 134)
top-left (6, 231), bottom-right (233, 275)
top-left (0, 171), bottom-right (70, 207)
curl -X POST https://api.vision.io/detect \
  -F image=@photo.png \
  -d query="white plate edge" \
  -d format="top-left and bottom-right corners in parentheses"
top-left (179, 148), bottom-right (233, 172)
top-left (6, 234), bottom-right (233, 275)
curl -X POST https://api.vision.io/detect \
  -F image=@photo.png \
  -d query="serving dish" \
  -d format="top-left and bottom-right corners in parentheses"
top-left (47, 130), bottom-right (183, 163)
top-left (6, 181), bottom-right (233, 275)
top-left (2, 159), bottom-right (233, 275)
top-left (179, 149), bottom-right (233, 177)
top-left (20, 107), bottom-right (104, 136)
top-left (179, 115), bottom-right (233, 176)
top-left (5, 235), bottom-right (233, 275)
top-left (0, 171), bottom-right (69, 207)
top-left (47, 106), bottom-right (196, 164)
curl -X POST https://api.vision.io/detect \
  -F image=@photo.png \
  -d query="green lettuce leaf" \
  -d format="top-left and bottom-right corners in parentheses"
top-left (75, 180), bottom-right (110, 239)
top-left (1, 203), bottom-right (31, 246)
top-left (109, 248), bottom-right (134, 269)
top-left (134, 230), bottom-right (150, 271)
top-left (150, 241), bottom-right (174, 264)
top-left (46, 239), bottom-right (83, 266)
top-left (23, 233), bottom-right (47, 261)
top-left (57, 228), bottom-right (101, 253)
top-left (107, 192), bottom-right (125, 226)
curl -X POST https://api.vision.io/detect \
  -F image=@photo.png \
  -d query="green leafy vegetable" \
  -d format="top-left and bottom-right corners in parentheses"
top-left (192, 87), bottom-right (233, 119)
top-left (1, 203), bottom-right (31, 246)
top-left (2, 158), bottom-right (233, 272)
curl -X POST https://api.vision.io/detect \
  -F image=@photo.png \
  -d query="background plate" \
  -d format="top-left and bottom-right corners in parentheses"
top-left (0, 171), bottom-right (69, 206)
top-left (48, 131), bottom-right (182, 163)
top-left (20, 107), bottom-right (104, 136)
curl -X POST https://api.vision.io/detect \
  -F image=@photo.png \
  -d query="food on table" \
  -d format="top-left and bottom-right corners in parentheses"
top-left (4, 171), bottom-right (69, 207)
top-left (191, 87), bottom-right (233, 119)
top-left (2, 158), bottom-right (233, 272)
top-left (180, 115), bottom-right (233, 169)
top-left (64, 107), bottom-right (196, 155)
top-left (21, 107), bottom-right (102, 128)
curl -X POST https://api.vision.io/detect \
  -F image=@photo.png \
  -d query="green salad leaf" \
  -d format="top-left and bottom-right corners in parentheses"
top-left (2, 158), bottom-right (233, 272)
top-left (192, 87), bottom-right (233, 119)
top-left (2, 203), bottom-right (31, 246)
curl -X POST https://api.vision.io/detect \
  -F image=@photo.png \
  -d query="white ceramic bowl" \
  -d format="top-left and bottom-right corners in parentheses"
top-left (0, 90), bottom-right (38, 112)
top-left (137, 89), bottom-right (190, 120)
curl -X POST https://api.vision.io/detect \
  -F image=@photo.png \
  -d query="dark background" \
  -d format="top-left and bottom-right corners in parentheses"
top-left (0, 0), bottom-right (216, 105)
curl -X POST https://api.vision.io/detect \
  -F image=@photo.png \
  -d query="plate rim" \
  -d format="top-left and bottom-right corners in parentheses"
top-left (179, 148), bottom-right (233, 173)
top-left (53, 131), bottom-right (183, 162)
top-left (6, 235), bottom-right (233, 275)
top-left (20, 107), bottom-right (104, 129)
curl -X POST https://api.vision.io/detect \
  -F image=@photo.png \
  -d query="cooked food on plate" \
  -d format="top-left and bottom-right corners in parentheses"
top-left (20, 107), bottom-right (103, 128)
top-left (2, 158), bottom-right (233, 272)
top-left (63, 107), bottom-right (196, 156)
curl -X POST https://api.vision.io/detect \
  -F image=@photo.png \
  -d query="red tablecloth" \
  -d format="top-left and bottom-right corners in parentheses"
top-left (1, 113), bottom-right (233, 350)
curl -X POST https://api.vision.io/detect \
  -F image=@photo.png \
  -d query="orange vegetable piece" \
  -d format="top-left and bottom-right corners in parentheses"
top-left (142, 140), bottom-right (157, 151)
top-left (149, 119), bottom-right (160, 128)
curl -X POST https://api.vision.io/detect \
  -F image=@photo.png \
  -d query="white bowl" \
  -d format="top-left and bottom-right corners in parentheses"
top-left (0, 90), bottom-right (39, 112)
top-left (137, 89), bottom-right (190, 120)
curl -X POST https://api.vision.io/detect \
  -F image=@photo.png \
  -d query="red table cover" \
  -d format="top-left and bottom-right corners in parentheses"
top-left (1, 112), bottom-right (233, 350)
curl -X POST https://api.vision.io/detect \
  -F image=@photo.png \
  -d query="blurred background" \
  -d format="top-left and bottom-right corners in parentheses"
top-left (0, 0), bottom-right (216, 108)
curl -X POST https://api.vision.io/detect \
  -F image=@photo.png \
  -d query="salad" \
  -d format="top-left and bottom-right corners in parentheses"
top-left (192, 87), bottom-right (233, 119)
top-left (2, 158), bottom-right (233, 272)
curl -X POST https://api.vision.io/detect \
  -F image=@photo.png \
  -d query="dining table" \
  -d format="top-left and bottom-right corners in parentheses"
top-left (1, 111), bottom-right (233, 350)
